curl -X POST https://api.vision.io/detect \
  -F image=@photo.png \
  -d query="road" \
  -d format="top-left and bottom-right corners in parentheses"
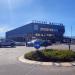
top-left (0, 45), bottom-right (75, 75)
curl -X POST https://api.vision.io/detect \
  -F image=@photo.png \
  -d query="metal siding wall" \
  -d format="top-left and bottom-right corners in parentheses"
top-left (6, 23), bottom-right (34, 39)
top-left (6, 23), bottom-right (65, 42)
top-left (33, 23), bottom-right (65, 36)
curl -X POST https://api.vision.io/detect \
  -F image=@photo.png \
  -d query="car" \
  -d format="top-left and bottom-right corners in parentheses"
top-left (26, 40), bottom-right (37, 47)
top-left (15, 42), bottom-right (25, 46)
top-left (0, 39), bottom-right (16, 47)
top-left (26, 39), bottom-right (52, 47)
top-left (41, 40), bottom-right (52, 47)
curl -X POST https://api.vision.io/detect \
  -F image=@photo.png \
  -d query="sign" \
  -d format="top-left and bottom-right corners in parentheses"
top-left (34, 41), bottom-right (41, 49)
top-left (40, 28), bottom-right (58, 32)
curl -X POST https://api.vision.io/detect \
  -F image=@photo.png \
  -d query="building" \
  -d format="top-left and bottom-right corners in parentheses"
top-left (6, 21), bottom-right (65, 43)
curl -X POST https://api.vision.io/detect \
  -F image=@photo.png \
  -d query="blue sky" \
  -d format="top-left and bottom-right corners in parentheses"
top-left (0, 0), bottom-right (75, 37)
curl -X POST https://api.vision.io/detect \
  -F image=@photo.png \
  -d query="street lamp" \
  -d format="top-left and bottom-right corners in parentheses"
top-left (69, 26), bottom-right (72, 50)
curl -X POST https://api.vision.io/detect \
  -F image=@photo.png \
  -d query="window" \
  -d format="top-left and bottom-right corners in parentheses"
top-left (35, 33), bottom-right (40, 36)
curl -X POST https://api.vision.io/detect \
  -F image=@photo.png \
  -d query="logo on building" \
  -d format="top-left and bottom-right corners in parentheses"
top-left (40, 28), bottom-right (58, 32)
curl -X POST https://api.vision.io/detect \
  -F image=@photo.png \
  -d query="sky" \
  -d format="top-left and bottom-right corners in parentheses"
top-left (0, 0), bottom-right (75, 37)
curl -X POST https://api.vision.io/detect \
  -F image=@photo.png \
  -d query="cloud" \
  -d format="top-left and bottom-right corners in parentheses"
top-left (0, 26), bottom-right (8, 37)
top-left (0, 27), bottom-right (7, 32)
top-left (0, 24), bottom-right (12, 32)
top-left (0, 24), bottom-right (14, 37)
top-left (0, 23), bottom-right (18, 37)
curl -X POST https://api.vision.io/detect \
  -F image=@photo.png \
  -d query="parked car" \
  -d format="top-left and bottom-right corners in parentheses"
top-left (26, 40), bottom-right (37, 47)
top-left (0, 39), bottom-right (16, 47)
top-left (41, 40), bottom-right (52, 47)
top-left (15, 42), bottom-right (25, 46)
top-left (26, 39), bottom-right (52, 47)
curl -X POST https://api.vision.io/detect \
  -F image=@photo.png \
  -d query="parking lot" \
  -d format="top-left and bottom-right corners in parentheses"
top-left (0, 44), bottom-right (75, 75)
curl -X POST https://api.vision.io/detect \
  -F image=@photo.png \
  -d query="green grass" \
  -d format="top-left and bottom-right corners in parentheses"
top-left (24, 49), bottom-right (75, 62)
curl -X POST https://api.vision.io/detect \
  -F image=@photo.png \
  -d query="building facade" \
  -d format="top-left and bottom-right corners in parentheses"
top-left (6, 21), bottom-right (65, 43)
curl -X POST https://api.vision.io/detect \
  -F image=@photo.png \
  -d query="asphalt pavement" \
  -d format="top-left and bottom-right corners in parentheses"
top-left (0, 44), bottom-right (75, 75)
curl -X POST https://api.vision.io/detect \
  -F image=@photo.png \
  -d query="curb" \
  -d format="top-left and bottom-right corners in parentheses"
top-left (18, 55), bottom-right (75, 67)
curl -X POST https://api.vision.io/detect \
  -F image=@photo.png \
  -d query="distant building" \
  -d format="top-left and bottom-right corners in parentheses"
top-left (63, 36), bottom-right (75, 44)
top-left (6, 21), bottom-right (65, 43)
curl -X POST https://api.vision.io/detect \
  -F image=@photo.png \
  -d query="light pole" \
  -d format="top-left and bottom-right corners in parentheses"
top-left (71, 26), bottom-right (72, 44)
top-left (69, 26), bottom-right (72, 50)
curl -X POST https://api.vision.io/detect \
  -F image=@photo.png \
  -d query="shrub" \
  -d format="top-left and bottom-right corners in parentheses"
top-left (25, 51), bottom-right (45, 61)
top-left (42, 50), bottom-right (75, 61)
top-left (24, 49), bottom-right (75, 62)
